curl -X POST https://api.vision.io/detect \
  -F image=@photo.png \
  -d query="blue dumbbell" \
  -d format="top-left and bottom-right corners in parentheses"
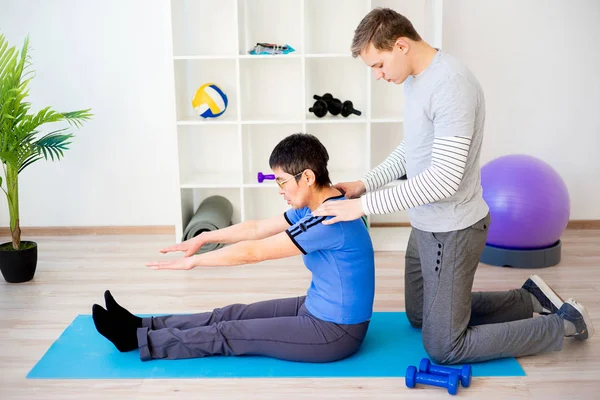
top-left (405, 365), bottom-right (459, 395)
top-left (419, 358), bottom-right (472, 388)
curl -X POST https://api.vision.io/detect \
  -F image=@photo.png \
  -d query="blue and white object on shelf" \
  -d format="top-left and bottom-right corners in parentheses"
top-left (248, 43), bottom-right (295, 55)
top-left (191, 83), bottom-right (228, 118)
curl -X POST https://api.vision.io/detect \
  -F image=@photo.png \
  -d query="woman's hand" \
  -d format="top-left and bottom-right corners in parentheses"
top-left (158, 234), bottom-right (208, 257)
top-left (145, 256), bottom-right (196, 270)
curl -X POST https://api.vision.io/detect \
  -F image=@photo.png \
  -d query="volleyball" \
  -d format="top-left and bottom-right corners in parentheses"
top-left (191, 83), bottom-right (228, 118)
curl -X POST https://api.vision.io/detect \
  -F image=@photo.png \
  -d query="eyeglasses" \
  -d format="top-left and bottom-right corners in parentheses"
top-left (276, 171), bottom-right (303, 189)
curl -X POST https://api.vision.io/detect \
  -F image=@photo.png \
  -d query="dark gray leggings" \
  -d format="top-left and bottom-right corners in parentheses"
top-left (136, 296), bottom-right (370, 362)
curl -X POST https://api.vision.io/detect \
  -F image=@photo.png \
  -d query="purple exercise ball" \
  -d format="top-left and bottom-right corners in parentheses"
top-left (481, 154), bottom-right (570, 249)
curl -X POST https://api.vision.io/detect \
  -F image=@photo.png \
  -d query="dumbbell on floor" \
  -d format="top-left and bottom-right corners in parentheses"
top-left (405, 365), bottom-right (459, 395)
top-left (419, 358), bottom-right (472, 388)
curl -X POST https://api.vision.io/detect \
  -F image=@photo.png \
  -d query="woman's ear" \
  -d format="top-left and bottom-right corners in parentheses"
top-left (303, 169), bottom-right (317, 187)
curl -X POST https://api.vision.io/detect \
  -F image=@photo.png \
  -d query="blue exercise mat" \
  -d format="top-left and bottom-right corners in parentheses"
top-left (27, 312), bottom-right (525, 379)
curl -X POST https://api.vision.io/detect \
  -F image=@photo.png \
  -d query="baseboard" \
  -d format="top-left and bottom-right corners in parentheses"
top-left (0, 226), bottom-right (175, 236)
top-left (566, 220), bottom-right (600, 229)
top-left (0, 220), bottom-right (598, 238)
top-left (370, 222), bottom-right (412, 228)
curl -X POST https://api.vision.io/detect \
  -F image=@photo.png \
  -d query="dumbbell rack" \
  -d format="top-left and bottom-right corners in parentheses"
top-left (168, 0), bottom-right (443, 250)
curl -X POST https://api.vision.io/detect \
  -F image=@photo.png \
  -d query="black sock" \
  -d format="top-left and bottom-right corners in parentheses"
top-left (104, 290), bottom-right (143, 328)
top-left (92, 304), bottom-right (139, 352)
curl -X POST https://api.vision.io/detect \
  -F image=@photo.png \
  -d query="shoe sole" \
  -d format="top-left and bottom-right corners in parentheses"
top-left (530, 274), bottom-right (564, 311)
top-left (566, 298), bottom-right (595, 340)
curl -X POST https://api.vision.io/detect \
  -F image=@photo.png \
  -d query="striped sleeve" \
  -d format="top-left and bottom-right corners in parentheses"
top-left (361, 136), bottom-right (471, 215)
top-left (360, 140), bottom-right (407, 192)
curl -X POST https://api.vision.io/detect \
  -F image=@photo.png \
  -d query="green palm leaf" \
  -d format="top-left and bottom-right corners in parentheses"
top-left (0, 33), bottom-right (92, 249)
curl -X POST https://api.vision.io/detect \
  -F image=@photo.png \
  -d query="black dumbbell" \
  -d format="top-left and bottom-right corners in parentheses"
top-left (313, 93), bottom-right (342, 116)
top-left (419, 358), bottom-right (472, 388)
top-left (322, 98), bottom-right (361, 117)
top-left (308, 99), bottom-right (328, 118)
top-left (340, 100), bottom-right (361, 117)
top-left (405, 365), bottom-right (459, 395)
top-left (313, 93), bottom-right (335, 103)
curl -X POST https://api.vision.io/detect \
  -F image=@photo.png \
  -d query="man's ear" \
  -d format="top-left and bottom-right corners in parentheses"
top-left (395, 37), bottom-right (409, 54)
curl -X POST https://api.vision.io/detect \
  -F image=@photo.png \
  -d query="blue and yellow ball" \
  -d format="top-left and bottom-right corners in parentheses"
top-left (191, 83), bottom-right (228, 118)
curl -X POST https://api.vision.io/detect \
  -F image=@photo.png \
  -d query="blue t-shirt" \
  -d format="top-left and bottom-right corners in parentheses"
top-left (284, 195), bottom-right (375, 325)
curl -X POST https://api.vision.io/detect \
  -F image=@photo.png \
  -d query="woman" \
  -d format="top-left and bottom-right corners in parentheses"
top-left (92, 133), bottom-right (376, 363)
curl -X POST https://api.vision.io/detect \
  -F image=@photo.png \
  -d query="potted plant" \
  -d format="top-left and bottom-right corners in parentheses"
top-left (0, 34), bottom-right (92, 283)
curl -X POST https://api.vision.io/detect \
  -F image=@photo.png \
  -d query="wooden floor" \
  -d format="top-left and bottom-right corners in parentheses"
top-left (1, 229), bottom-right (599, 399)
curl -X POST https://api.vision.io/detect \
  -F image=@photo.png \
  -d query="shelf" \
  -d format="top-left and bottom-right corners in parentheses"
top-left (177, 116), bottom-right (238, 125)
top-left (239, 57), bottom-right (303, 120)
top-left (169, 0), bottom-right (442, 250)
top-left (241, 123), bottom-right (303, 185)
top-left (174, 54), bottom-right (353, 60)
top-left (305, 115), bottom-right (366, 124)
top-left (179, 187), bottom-right (242, 239)
top-left (305, 57), bottom-right (367, 120)
top-left (244, 182), bottom-right (278, 189)
top-left (243, 187), bottom-right (289, 221)
top-left (238, 54), bottom-right (302, 59)
top-left (171, 0), bottom-right (238, 57)
top-left (175, 117), bottom-right (404, 125)
top-left (306, 123), bottom-right (369, 182)
top-left (370, 78), bottom-right (405, 120)
top-left (238, 0), bottom-right (303, 55)
top-left (177, 125), bottom-right (241, 187)
top-left (370, 122), bottom-right (404, 168)
top-left (305, 53), bottom-right (352, 59)
top-left (304, 0), bottom-right (368, 54)
top-left (242, 119), bottom-right (303, 125)
top-left (179, 174), bottom-right (241, 189)
top-left (369, 119), bottom-right (408, 225)
top-left (173, 58), bottom-right (238, 121)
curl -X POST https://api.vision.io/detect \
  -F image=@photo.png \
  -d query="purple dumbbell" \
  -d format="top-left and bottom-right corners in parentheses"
top-left (419, 358), bottom-right (472, 388)
top-left (257, 172), bottom-right (275, 183)
top-left (406, 365), bottom-right (459, 395)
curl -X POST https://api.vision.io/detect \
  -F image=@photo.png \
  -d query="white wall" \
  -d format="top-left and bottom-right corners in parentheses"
top-left (0, 0), bottom-right (179, 228)
top-left (1, 0), bottom-right (599, 231)
top-left (442, 0), bottom-right (600, 219)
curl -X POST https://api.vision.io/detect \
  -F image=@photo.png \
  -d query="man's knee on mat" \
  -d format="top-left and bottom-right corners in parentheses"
top-left (422, 336), bottom-right (460, 365)
top-left (424, 344), bottom-right (457, 365)
top-left (405, 311), bottom-right (422, 329)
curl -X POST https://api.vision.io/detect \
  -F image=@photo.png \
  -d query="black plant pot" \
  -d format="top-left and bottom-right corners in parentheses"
top-left (0, 241), bottom-right (38, 283)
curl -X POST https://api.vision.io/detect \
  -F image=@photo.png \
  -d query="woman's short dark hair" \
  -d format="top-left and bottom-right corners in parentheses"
top-left (269, 133), bottom-right (332, 189)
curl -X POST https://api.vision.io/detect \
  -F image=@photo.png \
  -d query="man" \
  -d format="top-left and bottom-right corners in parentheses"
top-left (313, 8), bottom-right (593, 364)
top-left (92, 133), bottom-right (375, 363)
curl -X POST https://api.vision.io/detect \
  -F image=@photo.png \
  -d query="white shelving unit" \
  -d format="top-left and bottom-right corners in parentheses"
top-left (169, 0), bottom-right (443, 250)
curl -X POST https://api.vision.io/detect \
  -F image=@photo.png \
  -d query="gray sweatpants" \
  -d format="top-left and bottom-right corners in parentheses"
top-left (405, 213), bottom-right (564, 364)
top-left (136, 296), bottom-right (369, 362)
